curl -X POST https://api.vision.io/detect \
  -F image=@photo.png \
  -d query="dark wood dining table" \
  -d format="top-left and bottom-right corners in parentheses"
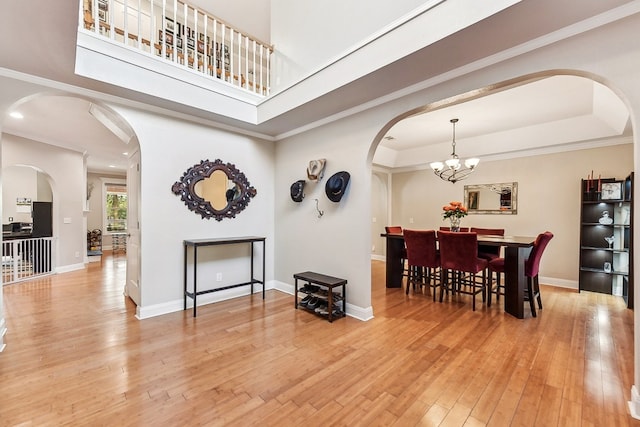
top-left (381, 232), bottom-right (536, 319)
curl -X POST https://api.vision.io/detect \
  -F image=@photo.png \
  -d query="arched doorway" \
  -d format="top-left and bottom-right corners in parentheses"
top-left (1, 94), bottom-right (141, 308)
top-left (369, 72), bottom-right (632, 305)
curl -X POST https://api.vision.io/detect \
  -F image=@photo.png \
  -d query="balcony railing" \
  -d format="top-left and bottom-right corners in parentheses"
top-left (79, 0), bottom-right (271, 96)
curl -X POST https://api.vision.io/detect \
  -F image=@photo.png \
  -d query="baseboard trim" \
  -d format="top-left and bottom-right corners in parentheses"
top-left (539, 276), bottom-right (578, 290)
top-left (136, 280), bottom-right (278, 319)
top-left (630, 385), bottom-right (640, 419)
top-left (56, 263), bottom-right (85, 274)
top-left (0, 317), bottom-right (7, 352)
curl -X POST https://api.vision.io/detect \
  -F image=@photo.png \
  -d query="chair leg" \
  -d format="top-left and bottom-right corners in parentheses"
top-left (439, 269), bottom-right (449, 302)
top-left (534, 275), bottom-right (543, 309)
top-left (527, 276), bottom-right (537, 317)
top-left (471, 273), bottom-right (476, 311)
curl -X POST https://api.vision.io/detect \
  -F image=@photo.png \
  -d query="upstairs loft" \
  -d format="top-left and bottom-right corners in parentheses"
top-left (77, 0), bottom-right (272, 125)
top-left (81, 0), bottom-right (271, 96)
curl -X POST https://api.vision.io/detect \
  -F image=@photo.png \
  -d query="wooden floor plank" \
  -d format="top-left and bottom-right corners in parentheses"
top-left (0, 256), bottom-right (639, 426)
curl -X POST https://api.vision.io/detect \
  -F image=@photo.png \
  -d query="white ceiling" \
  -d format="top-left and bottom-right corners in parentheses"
top-left (0, 0), bottom-right (636, 173)
top-left (1, 75), bottom-right (630, 174)
top-left (3, 96), bottom-right (130, 173)
top-left (376, 75), bottom-right (631, 169)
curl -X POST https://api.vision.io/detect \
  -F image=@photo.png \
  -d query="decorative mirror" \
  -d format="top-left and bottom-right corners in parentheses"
top-left (464, 182), bottom-right (518, 214)
top-left (172, 159), bottom-right (257, 221)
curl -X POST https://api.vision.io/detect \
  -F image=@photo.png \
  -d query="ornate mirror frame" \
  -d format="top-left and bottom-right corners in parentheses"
top-left (463, 182), bottom-right (518, 215)
top-left (171, 159), bottom-right (257, 221)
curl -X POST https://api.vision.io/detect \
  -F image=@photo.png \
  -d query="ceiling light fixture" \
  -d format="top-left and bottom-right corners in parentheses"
top-left (429, 118), bottom-right (479, 184)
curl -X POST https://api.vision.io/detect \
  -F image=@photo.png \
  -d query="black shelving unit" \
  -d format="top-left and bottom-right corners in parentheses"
top-left (579, 174), bottom-right (633, 309)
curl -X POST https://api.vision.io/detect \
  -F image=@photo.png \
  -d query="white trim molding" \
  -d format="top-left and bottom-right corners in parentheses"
top-left (629, 385), bottom-right (640, 419)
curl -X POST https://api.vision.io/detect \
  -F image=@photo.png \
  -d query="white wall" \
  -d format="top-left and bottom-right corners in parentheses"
top-left (386, 144), bottom-right (633, 287)
top-left (2, 167), bottom-right (54, 224)
top-left (2, 166), bottom-right (37, 224)
top-left (274, 14), bottom-right (640, 322)
top-left (113, 106), bottom-right (275, 315)
top-left (270, 0), bottom-right (436, 91)
top-left (371, 170), bottom-right (389, 259)
top-left (2, 135), bottom-right (86, 272)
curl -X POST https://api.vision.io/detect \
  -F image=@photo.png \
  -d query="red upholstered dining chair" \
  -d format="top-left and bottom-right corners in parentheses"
top-left (402, 229), bottom-right (440, 300)
top-left (438, 231), bottom-right (488, 311)
top-left (488, 231), bottom-right (554, 317)
top-left (470, 227), bottom-right (505, 261)
top-left (385, 226), bottom-right (409, 280)
top-left (439, 226), bottom-right (469, 232)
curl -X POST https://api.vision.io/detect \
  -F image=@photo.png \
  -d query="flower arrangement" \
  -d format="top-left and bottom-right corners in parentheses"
top-left (442, 201), bottom-right (468, 220)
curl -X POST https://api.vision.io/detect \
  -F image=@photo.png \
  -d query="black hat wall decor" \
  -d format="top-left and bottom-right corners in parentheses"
top-left (307, 159), bottom-right (326, 182)
top-left (325, 171), bottom-right (350, 203)
top-left (290, 180), bottom-right (306, 202)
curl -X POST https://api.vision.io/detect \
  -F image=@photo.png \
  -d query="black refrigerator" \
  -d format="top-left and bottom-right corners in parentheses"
top-left (31, 201), bottom-right (52, 273)
top-left (31, 201), bottom-right (52, 238)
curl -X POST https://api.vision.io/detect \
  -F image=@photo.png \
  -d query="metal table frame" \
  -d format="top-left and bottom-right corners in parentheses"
top-left (183, 236), bottom-right (266, 317)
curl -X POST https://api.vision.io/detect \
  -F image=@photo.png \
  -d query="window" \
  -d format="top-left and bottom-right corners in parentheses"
top-left (105, 183), bottom-right (127, 232)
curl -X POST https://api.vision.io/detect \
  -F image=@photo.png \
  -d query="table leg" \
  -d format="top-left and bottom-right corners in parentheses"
top-left (262, 240), bottom-right (266, 299)
top-left (250, 242), bottom-right (254, 295)
top-left (294, 278), bottom-right (299, 309)
top-left (504, 246), bottom-right (531, 319)
top-left (193, 246), bottom-right (198, 317)
top-left (385, 237), bottom-right (404, 288)
top-left (183, 244), bottom-right (187, 311)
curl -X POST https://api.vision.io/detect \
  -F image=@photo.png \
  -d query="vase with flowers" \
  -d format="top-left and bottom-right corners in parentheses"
top-left (442, 201), bottom-right (468, 232)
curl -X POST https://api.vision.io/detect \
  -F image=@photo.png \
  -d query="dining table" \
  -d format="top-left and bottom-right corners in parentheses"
top-left (381, 232), bottom-right (536, 319)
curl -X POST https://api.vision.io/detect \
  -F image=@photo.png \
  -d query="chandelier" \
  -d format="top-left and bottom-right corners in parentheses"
top-left (429, 118), bottom-right (479, 183)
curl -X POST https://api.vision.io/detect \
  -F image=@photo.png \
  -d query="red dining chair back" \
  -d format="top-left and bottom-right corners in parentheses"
top-left (526, 231), bottom-right (554, 278)
top-left (470, 227), bottom-right (505, 261)
top-left (403, 229), bottom-right (440, 299)
top-left (487, 231), bottom-right (554, 317)
top-left (438, 231), bottom-right (488, 310)
top-left (439, 226), bottom-right (469, 232)
top-left (385, 226), bottom-right (409, 282)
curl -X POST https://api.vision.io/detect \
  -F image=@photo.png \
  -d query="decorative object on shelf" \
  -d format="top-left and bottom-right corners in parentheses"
top-left (313, 199), bottom-right (324, 218)
top-left (306, 159), bottom-right (326, 182)
top-left (605, 235), bottom-right (615, 249)
top-left (171, 159), bottom-right (257, 221)
top-left (442, 201), bottom-right (468, 232)
top-left (290, 180), bottom-right (305, 202)
top-left (583, 170), bottom-right (602, 201)
top-left (325, 171), bottom-right (350, 202)
top-left (430, 118), bottom-right (479, 183)
top-left (604, 262), bottom-right (612, 273)
top-left (599, 211), bottom-right (613, 224)
top-left (601, 181), bottom-right (623, 200)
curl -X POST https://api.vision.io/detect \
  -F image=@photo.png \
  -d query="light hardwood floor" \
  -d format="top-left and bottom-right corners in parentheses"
top-left (1, 254), bottom-right (639, 426)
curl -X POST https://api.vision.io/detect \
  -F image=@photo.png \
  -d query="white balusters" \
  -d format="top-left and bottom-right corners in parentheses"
top-left (79, 0), bottom-right (271, 96)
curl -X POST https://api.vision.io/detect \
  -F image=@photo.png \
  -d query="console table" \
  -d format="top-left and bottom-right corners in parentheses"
top-left (183, 236), bottom-right (266, 317)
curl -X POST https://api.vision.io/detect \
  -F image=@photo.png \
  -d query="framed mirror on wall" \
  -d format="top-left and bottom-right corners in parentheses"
top-left (464, 182), bottom-right (518, 214)
top-left (172, 159), bottom-right (257, 221)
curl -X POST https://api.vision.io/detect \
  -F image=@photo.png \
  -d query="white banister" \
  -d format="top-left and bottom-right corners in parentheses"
top-left (80, 0), bottom-right (272, 95)
top-left (2, 237), bottom-right (55, 285)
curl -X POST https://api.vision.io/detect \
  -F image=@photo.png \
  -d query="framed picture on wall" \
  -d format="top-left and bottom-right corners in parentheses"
top-left (165, 17), bottom-right (175, 34)
top-left (601, 181), bottom-right (623, 200)
top-left (468, 191), bottom-right (479, 210)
